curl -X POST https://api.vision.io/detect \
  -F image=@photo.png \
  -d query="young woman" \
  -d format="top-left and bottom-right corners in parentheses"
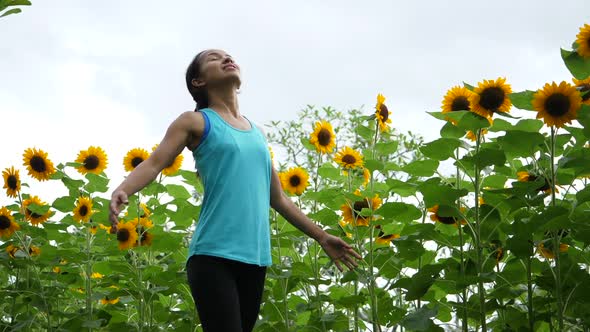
top-left (108, 49), bottom-right (361, 332)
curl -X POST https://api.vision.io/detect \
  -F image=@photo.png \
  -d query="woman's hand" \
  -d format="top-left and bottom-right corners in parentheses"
top-left (319, 234), bottom-right (362, 272)
top-left (109, 189), bottom-right (129, 233)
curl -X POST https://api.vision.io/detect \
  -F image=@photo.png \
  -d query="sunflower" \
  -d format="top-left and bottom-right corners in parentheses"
top-left (362, 167), bottom-right (370, 187)
top-left (376, 232), bottom-right (399, 245)
top-left (334, 146), bottom-right (364, 170)
top-left (575, 23), bottom-right (590, 58)
top-left (75, 146), bottom-right (108, 175)
top-left (22, 147), bottom-right (56, 181)
top-left (469, 77), bottom-right (513, 118)
top-left (116, 221), bottom-right (138, 250)
top-left (489, 240), bottom-right (504, 264)
top-left (29, 245), bottom-right (41, 257)
top-left (309, 120), bottom-right (336, 154)
top-left (465, 128), bottom-right (489, 141)
top-left (441, 86), bottom-right (474, 121)
top-left (517, 171), bottom-right (554, 193)
top-left (138, 231), bottom-right (153, 246)
top-left (2, 167), bottom-right (21, 198)
top-left (22, 195), bottom-right (52, 225)
top-left (532, 81), bottom-right (582, 128)
top-left (152, 144), bottom-right (183, 176)
top-left (341, 194), bottom-right (382, 227)
top-left (0, 206), bottom-right (19, 238)
top-left (123, 148), bottom-right (150, 172)
top-left (73, 196), bottom-right (93, 223)
top-left (428, 205), bottom-right (466, 226)
top-left (90, 272), bottom-right (104, 279)
top-left (100, 297), bottom-right (120, 305)
top-left (537, 242), bottom-right (569, 259)
top-left (279, 167), bottom-right (309, 196)
top-left (573, 77), bottom-right (590, 105)
top-left (375, 93), bottom-right (392, 132)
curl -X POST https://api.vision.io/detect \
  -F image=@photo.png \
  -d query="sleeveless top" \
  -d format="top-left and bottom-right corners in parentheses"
top-left (188, 108), bottom-right (272, 266)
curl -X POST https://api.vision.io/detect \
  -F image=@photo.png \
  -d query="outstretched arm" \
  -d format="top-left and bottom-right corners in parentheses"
top-left (269, 166), bottom-right (361, 271)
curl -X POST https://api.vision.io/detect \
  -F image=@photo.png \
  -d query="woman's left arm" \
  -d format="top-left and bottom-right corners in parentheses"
top-left (270, 166), bottom-right (361, 271)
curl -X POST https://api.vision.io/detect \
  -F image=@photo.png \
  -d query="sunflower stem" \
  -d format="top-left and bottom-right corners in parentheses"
top-left (346, 171), bottom-right (360, 332)
top-left (474, 129), bottom-right (487, 331)
top-left (550, 126), bottom-right (564, 331)
top-left (312, 152), bottom-right (326, 331)
top-left (273, 209), bottom-right (290, 330)
top-left (526, 254), bottom-right (535, 331)
top-left (368, 121), bottom-right (380, 332)
top-left (456, 147), bottom-right (468, 332)
top-left (85, 225), bottom-right (93, 331)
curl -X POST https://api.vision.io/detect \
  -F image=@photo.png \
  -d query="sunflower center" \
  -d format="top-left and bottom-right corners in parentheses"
top-left (451, 96), bottom-right (470, 112)
top-left (7, 175), bottom-right (18, 190)
top-left (289, 175), bottom-right (301, 187)
top-left (479, 87), bottom-right (505, 111)
top-left (27, 209), bottom-right (41, 219)
top-left (342, 154), bottom-right (356, 165)
top-left (437, 215), bottom-right (457, 225)
top-left (117, 228), bottom-right (130, 242)
top-left (0, 216), bottom-right (10, 229)
top-left (83, 155), bottom-right (100, 170)
top-left (30, 156), bottom-right (47, 172)
top-left (79, 205), bottom-right (89, 217)
top-left (544, 93), bottom-right (571, 117)
top-left (379, 104), bottom-right (389, 122)
top-left (317, 129), bottom-right (332, 147)
top-left (131, 157), bottom-right (144, 168)
top-left (352, 199), bottom-right (370, 218)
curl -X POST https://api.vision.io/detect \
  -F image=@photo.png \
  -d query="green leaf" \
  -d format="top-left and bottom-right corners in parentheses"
top-left (377, 202), bottom-right (422, 223)
top-left (401, 306), bottom-right (442, 331)
top-left (509, 90), bottom-right (536, 111)
top-left (497, 131), bottom-right (545, 157)
top-left (85, 173), bottom-right (109, 193)
top-left (364, 159), bottom-right (384, 172)
top-left (165, 184), bottom-right (191, 200)
top-left (300, 137), bottom-right (316, 152)
top-left (309, 208), bottom-right (339, 226)
top-left (402, 159), bottom-right (439, 177)
top-left (386, 179), bottom-right (417, 197)
top-left (481, 174), bottom-right (508, 189)
top-left (418, 178), bottom-right (468, 208)
top-left (419, 138), bottom-right (461, 161)
top-left (460, 148), bottom-right (506, 169)
top-left (440, 121), bottom-right (466, 139)
top-left (317, 163), bottom-right (342, 181)
top-left (0, 8), bottom-right (20, 17)
top-left (576, 185), bottom-right (590, 206)
top-left (429, 111), bottom-right (491, 131)
top-left (576, 105), bottom-right (590, 139)
top-left (52, 196), bottom-right (76, 212)
top-left (561, 48), bottom-right (590, 79)
top-left (375, 141), bottom-right (398, 155)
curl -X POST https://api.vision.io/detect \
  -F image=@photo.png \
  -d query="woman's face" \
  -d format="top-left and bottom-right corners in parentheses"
top-left (194, 49), bottom-right (241, 90)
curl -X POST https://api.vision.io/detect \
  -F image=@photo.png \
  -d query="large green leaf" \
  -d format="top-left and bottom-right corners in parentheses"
top-left (561, 48), bottom-right (590, 79)
top-left (418, 177), bottom-right (468, 208)
top-left (420, 138), bottom-right (461, 161)
top-left (509, 91), bottom-right (536, 111)
top-left (165, 184), bottom-right (192, 200)
top-left (402, 159), bottom-right (439, 177)
top-left (496, 130), bottom-right (545, 157)
top-left (377, 202), bottom-right (422, 223)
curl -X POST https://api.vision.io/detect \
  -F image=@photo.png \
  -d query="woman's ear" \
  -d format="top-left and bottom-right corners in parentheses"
top-left (192, 78), bottom-right (205, 88)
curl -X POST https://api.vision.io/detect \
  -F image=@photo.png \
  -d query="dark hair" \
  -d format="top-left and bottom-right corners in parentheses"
top-left (185, 50), bottom-right (209, 111)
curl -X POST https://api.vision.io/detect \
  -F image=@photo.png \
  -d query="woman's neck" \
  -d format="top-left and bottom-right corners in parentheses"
top-left (208, 87), bottom-right (240, 118)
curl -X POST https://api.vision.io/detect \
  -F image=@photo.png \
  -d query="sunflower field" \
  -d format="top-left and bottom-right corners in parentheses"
top-left (2, 23), bottom-right (590, 332)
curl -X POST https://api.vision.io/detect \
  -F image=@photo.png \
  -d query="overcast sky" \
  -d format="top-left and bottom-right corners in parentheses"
top-left (1, 0), bottom-right (588, 206)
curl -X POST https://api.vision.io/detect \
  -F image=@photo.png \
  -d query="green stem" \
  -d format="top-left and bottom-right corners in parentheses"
top-left (274, 209), bottom-right (289, 330)
top-left (526, 255), bottom-right (535, 331)
top-left (346, 172), bottom-right (360, 332)
top-left (368, 121), bottom-right (380, 332)
top-left (550, 126), bottom-right (563, 331)
top-left (312, 152), bottom-right (325, 331)
top-left (455, 147), bottom-right (468, 332)
top-left (474, 129), bottom-right (487, 331)
top-left (85, 227), bottom-right (93, 331)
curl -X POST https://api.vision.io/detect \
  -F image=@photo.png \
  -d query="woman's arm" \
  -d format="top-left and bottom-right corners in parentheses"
top-left (109, 111), bottom-right (204, 229)
top-left (269, 166), bottom-right (361, 271)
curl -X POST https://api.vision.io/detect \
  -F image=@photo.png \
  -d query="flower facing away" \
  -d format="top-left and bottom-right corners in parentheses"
top-left (2, 166), bottom-right (21, 198)
top-left (73, 196), bottom-right (94, 223)
top-left (375, 93), bottom-right (392, 132)
top-left (340, 194), bottom-right (382, 226)
top-left (428, 205), bottom-right (466, 227)
top-left (469, 77), bottom-right (512, 118)
top-left (517, 171), bottom-right (555, 193)
top-left (100, 297), bottom-right (120, 305)
top-left (532, 81), bottom-right (582, 128)
top-left (279, 167), bottom-right (310, 196)
top-left (572, 77), bottom-right (590, 105)
top-left (22, 195), bottom-right (53, 225)
top-left (537, 241), bottom-right (569, 259)
top-left (334, 146), bottom-right (364, 170)
top-left (152, 144), bottom-right (183, 176)
top-left (575, 23), bottom-right (590, 58)
top-left (123, 148), bottom-right (150, 172)
top-left (22, 148), bottom-right (56, 181)
top-left (0, 206), bottom-right (19, 238)
top-left (75, 146), bottom-right (108, 175)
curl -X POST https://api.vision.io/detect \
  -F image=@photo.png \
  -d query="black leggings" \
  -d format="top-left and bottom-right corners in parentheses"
top-left (186, 254), bottom-right (267, 332)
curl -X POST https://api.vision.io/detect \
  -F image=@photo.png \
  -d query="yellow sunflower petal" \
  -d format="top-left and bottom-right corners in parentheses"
top-left (575, 23), bottom-right (590, 58)
top-left (334, 146), bottom-right (364, 170)
top-left (279, 167), bottom-right (310, 196)
top-left (375, 93), bottom-right (392, 132)
top-left (73, 196), bottom-right (94, 223)
top-left (309, 121), bottom-right (336, 154)
top-left (116, 221), bottom-right (138, 250)
top-left (0, 206), bottom-right (19, 238)
top-left (469, 77), bottom-right (512, 118)
top-left (123, 148), bottom-right (150, 172)
top-left (75, 146), bottom-right (108, 175)
top-left (22, 195), bottom-right (53, 225)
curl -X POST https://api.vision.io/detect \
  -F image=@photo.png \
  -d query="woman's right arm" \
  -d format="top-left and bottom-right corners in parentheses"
top-left (109, 111), bottom-right (204, 230)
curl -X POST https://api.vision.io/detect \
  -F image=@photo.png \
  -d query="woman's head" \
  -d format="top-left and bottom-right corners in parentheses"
top-left (185, 49), bottom-right (241, 110)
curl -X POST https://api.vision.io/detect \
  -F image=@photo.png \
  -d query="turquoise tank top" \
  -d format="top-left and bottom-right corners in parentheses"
top-left (188, 108), bottom-right (272, 266)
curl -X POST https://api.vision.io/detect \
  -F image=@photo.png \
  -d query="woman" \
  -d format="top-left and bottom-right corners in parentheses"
top-left (109, 49), bottom-right (361, 332)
